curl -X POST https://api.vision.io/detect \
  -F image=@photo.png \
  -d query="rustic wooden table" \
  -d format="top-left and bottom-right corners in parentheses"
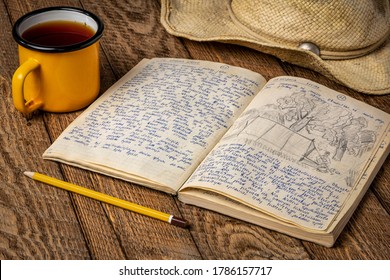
top-left (1, 0), bottom-right (389, 260)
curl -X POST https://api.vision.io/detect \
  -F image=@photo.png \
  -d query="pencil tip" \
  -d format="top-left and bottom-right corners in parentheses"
top-left (170, 216), bottom-right (189, 228)
top-left (24, 171), bottom-right (34, 178)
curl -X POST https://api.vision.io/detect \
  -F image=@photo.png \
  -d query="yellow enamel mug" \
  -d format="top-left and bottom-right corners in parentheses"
top-left (12, 7), bottom-right (104, 114)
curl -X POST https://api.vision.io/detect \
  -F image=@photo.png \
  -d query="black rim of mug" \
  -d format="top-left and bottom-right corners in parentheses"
top-left (12, 6), bottom-right (104, 53)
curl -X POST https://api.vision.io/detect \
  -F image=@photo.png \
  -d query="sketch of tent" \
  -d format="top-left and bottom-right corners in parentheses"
top-left (242, 117), bottom-right (320, 166)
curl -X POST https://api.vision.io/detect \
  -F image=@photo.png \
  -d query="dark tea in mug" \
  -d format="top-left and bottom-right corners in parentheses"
top-left (21, 20), bottom-right (95, 47)
top-left (12, 7), bottom-right (104, 114)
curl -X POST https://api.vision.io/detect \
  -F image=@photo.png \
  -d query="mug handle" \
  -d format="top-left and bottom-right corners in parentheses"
top-left (12, 58), bottom-right (43, 114)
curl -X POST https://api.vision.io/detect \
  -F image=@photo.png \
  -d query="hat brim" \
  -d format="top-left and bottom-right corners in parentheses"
top-left (161, 0), bottom-right (390, 95)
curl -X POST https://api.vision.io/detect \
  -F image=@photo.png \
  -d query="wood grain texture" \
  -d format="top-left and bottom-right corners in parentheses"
top-left (0, 0), bottom-right (389, 259)
top-left (180, 203), bottom-right (311, 260)
top-left (371, 157), bottom-right (390, 214)
top-left (0, 0), bottom-right (90, 259)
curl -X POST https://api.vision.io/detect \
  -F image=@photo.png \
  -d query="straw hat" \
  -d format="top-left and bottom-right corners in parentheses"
top-left (161, 0), bottom-right (390, 95)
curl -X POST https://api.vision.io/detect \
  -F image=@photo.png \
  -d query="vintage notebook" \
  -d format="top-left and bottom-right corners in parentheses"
top-left (43, 58), bottom-right (390, 247)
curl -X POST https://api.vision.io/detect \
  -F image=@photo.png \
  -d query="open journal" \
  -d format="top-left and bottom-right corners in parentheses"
top-left (43, 58), bottom-right (390, 246)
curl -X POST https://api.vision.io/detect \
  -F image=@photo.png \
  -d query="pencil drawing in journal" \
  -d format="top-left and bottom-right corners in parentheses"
top-left (43, 58), bottom-right (390, 246)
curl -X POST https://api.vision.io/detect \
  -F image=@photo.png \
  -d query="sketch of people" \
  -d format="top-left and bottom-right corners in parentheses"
top-left (315, 151), bottom-right (338, 174)
top-left (225, 90), bottom-right (377, 176)
top-left (316, 151), bottom-right (331, 172)
top-left (332, 117), bottom-right (372, 161)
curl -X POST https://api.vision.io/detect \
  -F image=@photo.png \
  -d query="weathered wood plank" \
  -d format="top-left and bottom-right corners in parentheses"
top-left (0, 0), bottom-right (90, 259)
top-left (1, 0), bottom-right (388, 260)
top-left (5, 0), bottom-right (200, 259)
top-left (303, 191), bottom-right (390, 259)
top-left (180, 203), bottom-right (310, 260)
top-left (372, 157), bottom-right (390, 214)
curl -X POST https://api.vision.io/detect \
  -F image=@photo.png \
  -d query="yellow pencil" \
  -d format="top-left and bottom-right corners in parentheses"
top-left (24, 171), bottom-right (188, 228)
